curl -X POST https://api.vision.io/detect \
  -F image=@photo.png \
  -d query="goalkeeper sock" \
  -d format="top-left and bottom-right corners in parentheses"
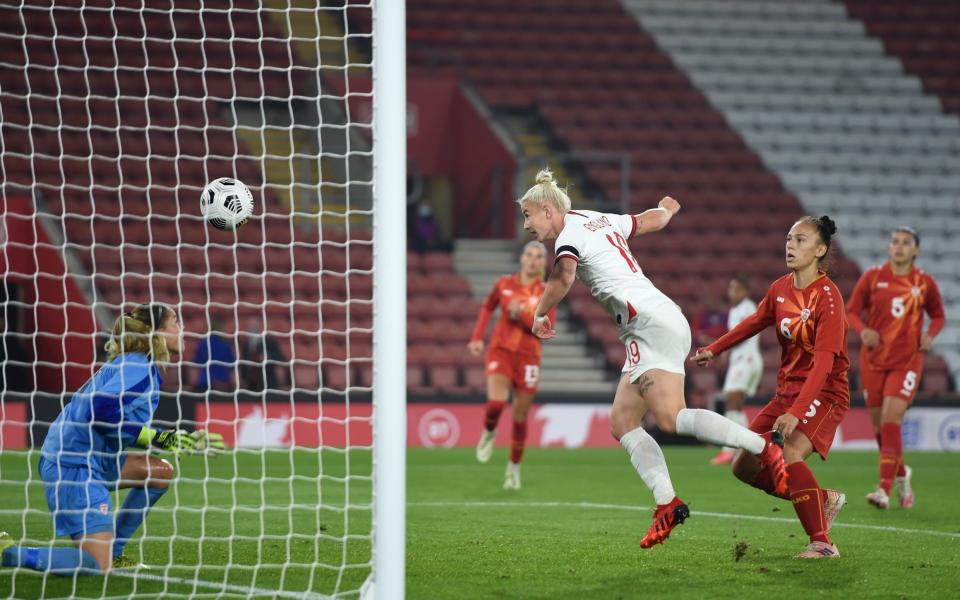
top-left (620, 426), bottom-right (676, 506)
top-left (510, 419), bottom-right (527, 464)
top-left (483, 400), bottom-right (507, 431)
top-left (787, 462), bottom-right (830, 544)
top-left (752, 466), bottom-right (790, 500)
top-left (2, 546), bottom-right (100, 574)
top-left (113, 486), bottom-right (167, 558)
top-left (878, 423), bottom-right (902, 495)
top-left (675, 408), bottom-right (765, 455)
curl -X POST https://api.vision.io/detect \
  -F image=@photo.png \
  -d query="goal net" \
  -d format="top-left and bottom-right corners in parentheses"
top-left (0, 1), bottom-right (404, 598)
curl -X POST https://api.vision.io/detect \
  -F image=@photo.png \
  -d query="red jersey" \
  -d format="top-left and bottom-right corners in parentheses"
top-left (846, 262), bottom-right (945, 370)
top-left (471, 274), bottom-right (555, 358)
top-left (708, 273), bottom-right (850, 419)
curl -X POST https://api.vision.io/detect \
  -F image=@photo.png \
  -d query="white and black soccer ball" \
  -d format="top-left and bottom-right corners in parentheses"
top-left (200, 177), bottom-right (254, 231)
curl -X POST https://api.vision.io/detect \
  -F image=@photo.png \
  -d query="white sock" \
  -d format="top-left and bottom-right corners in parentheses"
top-left (675, 408), bottom-right (764, 455)
top-left (620, 426), bottom-right (676, 505)
top-left (722, 409), bottom-right (747, 452)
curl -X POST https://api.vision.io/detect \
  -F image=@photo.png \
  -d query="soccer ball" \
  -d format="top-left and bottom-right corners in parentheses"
top-left (200, 178), bottom-right (254, 231)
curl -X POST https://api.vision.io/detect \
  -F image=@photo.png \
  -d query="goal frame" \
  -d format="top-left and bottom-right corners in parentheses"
top-left (370, 0), bottom-right (406, 598)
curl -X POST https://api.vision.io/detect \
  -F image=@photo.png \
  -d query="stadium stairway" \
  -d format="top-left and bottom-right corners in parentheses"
top-left (623, 0), bottom-right (960, 391)
top-left (454, 239), bottom-right (617, 395)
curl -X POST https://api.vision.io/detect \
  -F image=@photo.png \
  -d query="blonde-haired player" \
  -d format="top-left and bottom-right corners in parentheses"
top-left (711, 274), bottom-right (764, 465)
top-left (522, 169), bottom-right (787, 548)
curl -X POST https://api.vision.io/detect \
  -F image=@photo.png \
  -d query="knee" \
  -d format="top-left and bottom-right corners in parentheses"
top-left (148, 459), bottom-right (175, 489)
top-left (650, 407), bottom-right (680, 435)
top-left (731, 453), bottom-right (758, 483)
top-left (782, 445), bottom-right (805, 465)
top-left (610, 413), bottom-right (637, 442)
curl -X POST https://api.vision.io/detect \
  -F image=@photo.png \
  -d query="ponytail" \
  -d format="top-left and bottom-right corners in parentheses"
top-left (104, 303), bottom-right (173, 362)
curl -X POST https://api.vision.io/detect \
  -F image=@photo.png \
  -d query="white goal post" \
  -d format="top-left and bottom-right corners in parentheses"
top-left (371, 0), bottom-right (407, 598)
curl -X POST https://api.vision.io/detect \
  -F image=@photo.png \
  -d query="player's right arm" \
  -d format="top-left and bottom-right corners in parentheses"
top-left (845, 269), bottom-right (879, 348)
top-left (693, 285), bottom-right (775, 365)
top-left (468, 277), bottom-right (503, 355)
top-left (629, 196), bottom-right (681, 239)
top-left (532, 257), bottom-right (576, 339)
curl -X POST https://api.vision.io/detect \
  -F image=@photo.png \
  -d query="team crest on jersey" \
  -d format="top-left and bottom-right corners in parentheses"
top-left (488, 361), bottom-right (499, 370)
top-left (911, 286), bottom-right (921, 297)
top-left (800, 308), bottom-right (811, 322)
top-left (99, 503), bottom-right (110, 515)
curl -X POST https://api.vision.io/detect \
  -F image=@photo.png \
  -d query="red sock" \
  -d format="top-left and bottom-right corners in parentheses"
top-left (752, 466), bottom-right (790, 500)
top-left (879, 423), bottom-right (902, 494)
top-left (787, 462), bottom-right (830, 545)
top-left (484, 400), bottom-right (507, 431)
top-left (510, 419), bottom-right (527, 464)
top-left (897, 462), bottom-right (907, 477)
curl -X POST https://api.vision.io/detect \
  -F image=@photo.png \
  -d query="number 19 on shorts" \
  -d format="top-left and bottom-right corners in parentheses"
top-left (625, 340), bottom-right (641, 367)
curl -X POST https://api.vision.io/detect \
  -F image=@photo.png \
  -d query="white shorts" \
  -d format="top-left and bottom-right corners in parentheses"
top-left (620, 302), bottom-right (691, 381)
top-left (721, 354), bottom-right (763, 396)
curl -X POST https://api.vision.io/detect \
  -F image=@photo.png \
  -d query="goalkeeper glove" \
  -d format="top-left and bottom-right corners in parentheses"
top-left (138, 428), bottom-right (226, 457)
top-left (187, 430), bottom-right (226, 455)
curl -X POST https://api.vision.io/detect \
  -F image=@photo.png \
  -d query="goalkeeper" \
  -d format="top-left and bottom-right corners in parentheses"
top-left (1, 304), bottom-right (224, 574)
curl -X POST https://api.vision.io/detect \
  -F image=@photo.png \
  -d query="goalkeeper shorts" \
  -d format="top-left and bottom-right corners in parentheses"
top-left (39, 457), bottom-right (125, 538)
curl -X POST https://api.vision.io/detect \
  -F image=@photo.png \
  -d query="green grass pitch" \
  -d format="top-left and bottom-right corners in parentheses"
top-left (1, 447), bottom-right (958, 598)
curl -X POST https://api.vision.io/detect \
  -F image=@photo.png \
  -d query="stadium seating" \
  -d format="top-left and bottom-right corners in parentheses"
top-left (400, 0), bottom-right (862, 397)
top-left (623, 0), bottom-right (960, 395)
top-left (0, 1), bottom-right (480, 395)
top-left (843, 1), bottom-right (960, 117)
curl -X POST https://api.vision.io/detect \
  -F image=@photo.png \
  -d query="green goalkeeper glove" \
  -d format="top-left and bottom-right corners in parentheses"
top-left (151, 429), bottom-right (195, 456)
top-left (188, 430), bottom-right (226, 455)
top-left (138, 428), bottom-right (226, 457)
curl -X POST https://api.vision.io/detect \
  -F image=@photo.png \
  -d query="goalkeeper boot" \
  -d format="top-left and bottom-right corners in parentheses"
top-left (756, 431), bottom-right (789, 497)
top-left (639, 497), bottom-right (689, 549)
top-left (476, 430), bottom-right (495, 463)
top-left (794, 541), bottom-right (839, 559)
top-left (112, 555), bottom-right (149, 570)
top-left (895, 465), bottom-right (914, 508)
top-left (866, 487), bottom-right (890, 510)
top-left (503, 462), bottom-right (521, 491)
top-left (823, 489), bottom-right (846, 533)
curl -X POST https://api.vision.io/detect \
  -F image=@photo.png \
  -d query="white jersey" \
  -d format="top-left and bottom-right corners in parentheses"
top-left (726, 298), bottom-right (761, 362)
top-left (555, 209), bottom-right (672, 332)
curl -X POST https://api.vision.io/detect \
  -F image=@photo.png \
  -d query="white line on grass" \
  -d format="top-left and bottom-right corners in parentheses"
top-left (109, 570), bottom-right (334, 600)
top-left (410, 500), bottom-right (960, 539)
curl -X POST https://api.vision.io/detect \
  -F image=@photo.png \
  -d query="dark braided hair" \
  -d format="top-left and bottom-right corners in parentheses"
top-left (796, 215), bottom-right (837, 263)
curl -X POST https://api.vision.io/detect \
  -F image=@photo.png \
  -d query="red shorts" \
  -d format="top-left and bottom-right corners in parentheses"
top-left (485, 347), bottom-right (541, 395)
top-left (860, 353), bottom-right (923, 408)
top-left (749, 393), bottom-right (847, 460)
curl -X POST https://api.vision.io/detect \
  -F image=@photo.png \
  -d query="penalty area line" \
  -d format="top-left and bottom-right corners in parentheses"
top-left (109, 570), bottom-right (333, 600)
top-left (409, 500), bottom-right (960, 539)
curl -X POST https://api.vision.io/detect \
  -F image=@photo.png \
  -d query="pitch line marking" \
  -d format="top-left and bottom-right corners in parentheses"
top-left (110, 571), bottom-right (334, 599)
top-left (410, 500), bottom-right (960, 539)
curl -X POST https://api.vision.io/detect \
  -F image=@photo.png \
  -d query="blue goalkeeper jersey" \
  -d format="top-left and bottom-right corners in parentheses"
top-left (40, 352), bottom-right (162, 476)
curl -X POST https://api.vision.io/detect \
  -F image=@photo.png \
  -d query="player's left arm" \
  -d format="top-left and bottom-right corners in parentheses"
top-left (532, 257), bottom-right (576, 339)
top-left (778, 293), bottom-right (845, 436)
top-left (922, 275), bottom-right (946, 351)
top-left (629, 196), bottom-right (680, 239)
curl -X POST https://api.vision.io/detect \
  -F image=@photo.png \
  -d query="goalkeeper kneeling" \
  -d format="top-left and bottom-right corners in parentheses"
top-left (1, 304), bottom-right (224, 575)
